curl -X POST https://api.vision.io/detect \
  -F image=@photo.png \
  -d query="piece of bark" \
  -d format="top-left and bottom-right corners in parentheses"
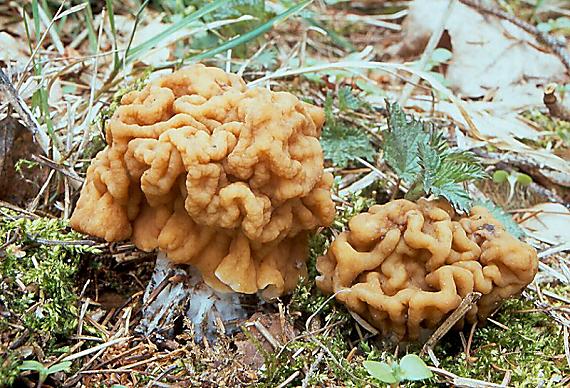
top-left (0, 116), bottom-right (48, 205)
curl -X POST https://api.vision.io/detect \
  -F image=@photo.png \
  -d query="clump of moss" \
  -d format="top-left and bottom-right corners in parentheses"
top-left (438, 297), bottom-right (568, 385)
top-left (0, 351), bottom-right (21, 388)
top-left (524, 110), bottom-right (570, 146)
top-left (0, 210), bottom-right (98, 344)
top-left (265, 193), bottom-right (379, 387)
top-left (99, 70), bottom-right (151, 128)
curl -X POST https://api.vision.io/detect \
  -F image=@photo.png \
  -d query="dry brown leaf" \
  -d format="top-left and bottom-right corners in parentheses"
top-left (520, 202), bottom-right (570, 245)
top-left (394, 0), bottom-right (565, 98)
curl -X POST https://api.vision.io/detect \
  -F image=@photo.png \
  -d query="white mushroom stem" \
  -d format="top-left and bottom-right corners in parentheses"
top-left (136, 251), bottom-right (248, 342)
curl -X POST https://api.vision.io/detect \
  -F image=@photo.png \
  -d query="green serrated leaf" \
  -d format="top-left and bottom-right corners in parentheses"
top-left (384, 101), bottom-right (429, 183)
top-left (418, 140), bottom-right (441, 193)
top-left (321, 124), bottom-right (375, 167)
top-left (322, 92), bottom-right (375, 167)
top-left (338, 86), bottom-right (364, 111)
top-left (399, 354), bottom-right (433, 381)
top-left (431, 182), bottom-right (472, 212)
top-left (363, 360), bottom-right (398, 384)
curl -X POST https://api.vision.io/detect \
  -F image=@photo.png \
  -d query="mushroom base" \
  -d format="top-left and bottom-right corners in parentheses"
top-left (136, 251), bottom-right (248, 342)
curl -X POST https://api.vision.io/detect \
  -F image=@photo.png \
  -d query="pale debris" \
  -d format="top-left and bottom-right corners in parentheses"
top-left (137, 251), bottom-right (247, 342)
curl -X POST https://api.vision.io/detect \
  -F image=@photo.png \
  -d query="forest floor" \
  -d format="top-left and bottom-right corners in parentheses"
top-left (0, 0), bottom-right (569, 387)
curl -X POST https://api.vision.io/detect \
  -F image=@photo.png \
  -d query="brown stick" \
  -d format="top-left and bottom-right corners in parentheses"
top-left (459, 0), bottom-right (570, 74)
top-left (543, 83), bottom-right (570, 121)
top-left (421, 292), bottom-right (482, 356)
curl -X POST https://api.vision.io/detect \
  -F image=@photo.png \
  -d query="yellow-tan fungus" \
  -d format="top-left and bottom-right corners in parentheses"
top-left (316, 199), bottom-right (538, 340)
top-left (71, 64), bottom-right (335, 299)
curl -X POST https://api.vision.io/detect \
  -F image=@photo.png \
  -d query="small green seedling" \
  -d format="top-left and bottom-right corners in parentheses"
top-left (19, 360), bottom-right (72, 387)
top-left (364, 354), bottom-right (432, 386)
top-left (492, 170), bottom-right (532, 203)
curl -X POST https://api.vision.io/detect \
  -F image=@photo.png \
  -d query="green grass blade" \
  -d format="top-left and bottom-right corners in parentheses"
top-left (84, 1), bottom-right (97, 53)
top-left (186, 0), bottom-right (314, 64)
top-left (40, 0), bottom-right (53, 25)
top-left (31, 0), bottom-right (41, 46)
top-left (22, 10), bottom-right (35, 63)
top-left (305, 16), bottom-right (354, 51)
top-left (126, 0), bottom-right (226, 61)
top-left (106, 0), bottom-right (120, 71)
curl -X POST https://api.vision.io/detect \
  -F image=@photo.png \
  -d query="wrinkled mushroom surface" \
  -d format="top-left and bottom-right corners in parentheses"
top-left (71, 64), bottom-right (335, 299)
top-left (316, 199), bottom-right (538, 340)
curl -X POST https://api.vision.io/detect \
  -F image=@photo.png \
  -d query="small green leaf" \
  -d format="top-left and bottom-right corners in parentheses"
top-left (493, 170), bottom-right (509, 183)
top-left (363, 360), bottom-right (398, 384)
top-left (430, 181), bottom-right (472, 213)
top-left (516, 173), bottom-right (532, 186)
top-left (385, 102), bottom-right (484, 212)
top-left (19, 360), bottom-right (46, 372)
top-left (46, 361), bottom-right (72, 374)
top-left (399, 354), bottom-right (433, 381)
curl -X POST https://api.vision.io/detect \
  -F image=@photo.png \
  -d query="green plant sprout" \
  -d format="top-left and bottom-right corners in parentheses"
top-left (383, 101), bottom-right (486, 211)
top-left (321, 87), bottom-right (375, 168)
top-left (19, 360), bottom-right (71, 387)
top-left (363, 354), bottom-right (432, 386)
top-left (492, 169), bottom-right (532, 203)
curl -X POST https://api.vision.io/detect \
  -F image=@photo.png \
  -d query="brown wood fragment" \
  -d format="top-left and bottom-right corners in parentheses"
top-left (543, 83), bottom-right (570, 122)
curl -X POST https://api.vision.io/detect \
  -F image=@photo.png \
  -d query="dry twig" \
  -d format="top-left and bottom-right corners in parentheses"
top-left (421, 292), bottom-right (482, 357)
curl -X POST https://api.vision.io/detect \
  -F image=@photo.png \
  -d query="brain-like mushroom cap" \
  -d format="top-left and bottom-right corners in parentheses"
top-left (70, 64), bottom-right (335, 299)
top-left (316, 199), bottom-right (538, 340)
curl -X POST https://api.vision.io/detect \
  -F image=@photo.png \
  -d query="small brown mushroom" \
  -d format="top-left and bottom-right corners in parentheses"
top-left (70, 64), bottom-right (335, 338)
top-left (316, 199), bottom-right (538, 341)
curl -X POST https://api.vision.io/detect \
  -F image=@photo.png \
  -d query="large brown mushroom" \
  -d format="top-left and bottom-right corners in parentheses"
top-left (316, 199), bottom-right (538, 340)
top-left (70, 64), bottom-right (335, 338)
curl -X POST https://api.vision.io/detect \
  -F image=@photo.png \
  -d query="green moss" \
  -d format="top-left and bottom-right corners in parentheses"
top-left (523, 110), bottom-right (570, 146)
top-left (0, 351), bottom-right (21, 388)
top-left (99, 70), bottom-right (151, 134)
top-left (270, 193), bottom-right (381, 386)
top-left (438, 298), bottom-right (568, 385)
top-left (0, 211), bottom-right (98, 344)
